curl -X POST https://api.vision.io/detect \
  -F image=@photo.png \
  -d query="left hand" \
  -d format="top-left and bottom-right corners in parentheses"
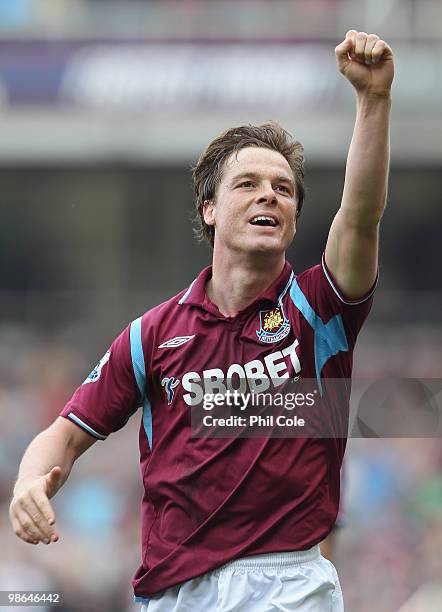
top-left (335, 30), bottom-right (394, 98)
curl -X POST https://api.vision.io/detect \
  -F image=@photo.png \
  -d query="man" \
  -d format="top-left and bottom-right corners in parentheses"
top-left (9, 30), bottom-right (393, 610)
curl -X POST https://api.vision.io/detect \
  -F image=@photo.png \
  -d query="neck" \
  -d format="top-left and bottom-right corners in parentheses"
top-left (207, 248), bottom-right (285, 317)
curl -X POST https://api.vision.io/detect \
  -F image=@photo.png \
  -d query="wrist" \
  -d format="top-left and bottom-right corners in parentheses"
top-left (356, 91), bottom-right (392, 117)
top-left (13, 474), bottom-right (41, 495)
top-left (356, 89), bottom-right (392, 104)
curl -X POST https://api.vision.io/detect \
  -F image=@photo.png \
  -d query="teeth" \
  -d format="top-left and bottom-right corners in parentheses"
top-left (251, 216), bottom-right (276, 226)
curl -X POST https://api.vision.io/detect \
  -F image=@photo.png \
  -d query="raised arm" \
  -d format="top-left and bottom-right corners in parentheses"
top-left (325, 30), bottom-right (394, 298)
top-left (9, 417), bottom-right (96, 545)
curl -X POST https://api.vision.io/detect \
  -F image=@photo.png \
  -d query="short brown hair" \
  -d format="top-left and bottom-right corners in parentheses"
top-left (192, 121), bottom-right (305, 247)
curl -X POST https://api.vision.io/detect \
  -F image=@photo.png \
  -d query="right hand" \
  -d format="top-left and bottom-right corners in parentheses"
top-left (9, 466), bottom-right (62, 545)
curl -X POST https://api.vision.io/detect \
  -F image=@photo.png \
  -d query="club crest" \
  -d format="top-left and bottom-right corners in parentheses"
top-left (256, 307), bottom-right (290, 344)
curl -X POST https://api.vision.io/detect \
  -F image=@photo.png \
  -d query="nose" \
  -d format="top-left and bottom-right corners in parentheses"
top-left (256, 181), bottom-right (277, 205)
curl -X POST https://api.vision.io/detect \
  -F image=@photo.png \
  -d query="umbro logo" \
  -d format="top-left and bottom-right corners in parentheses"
top-left (158, 335), bottom-right (195, 349)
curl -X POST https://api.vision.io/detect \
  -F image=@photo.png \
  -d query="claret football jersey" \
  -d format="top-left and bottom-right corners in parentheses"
top-left (60, 256), bottom-right (375, 599)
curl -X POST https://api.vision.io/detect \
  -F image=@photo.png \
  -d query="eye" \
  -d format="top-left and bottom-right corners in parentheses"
top-left (237, 181), bottom-right (254, 188)
top-left (275, 184), bottom-right (291, 194)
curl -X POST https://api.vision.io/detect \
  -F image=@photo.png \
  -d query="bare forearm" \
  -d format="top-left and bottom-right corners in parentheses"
top-left (326, 31), bottom-right (394, 297)
top-left (10, 417), bottom-right (96, 544)
top-left (341, 93), bottom-right (392, 227)
top-left (14, 428), bottom-right (75, 495)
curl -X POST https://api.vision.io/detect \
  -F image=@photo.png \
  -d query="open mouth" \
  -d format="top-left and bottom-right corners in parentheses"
top-left (249, 215), bottom-right (278, 228)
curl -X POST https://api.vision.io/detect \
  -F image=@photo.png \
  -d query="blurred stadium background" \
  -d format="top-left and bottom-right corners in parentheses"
top-left (0, 0), bottom-right (441, 610)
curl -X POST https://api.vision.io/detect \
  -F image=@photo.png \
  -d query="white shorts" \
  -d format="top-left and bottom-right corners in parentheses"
top-left (140, 545), bottom-right (344, 611)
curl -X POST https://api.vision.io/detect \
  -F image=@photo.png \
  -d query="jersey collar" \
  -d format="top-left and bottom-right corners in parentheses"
top-left (179, 261), bottom-right (294, 312)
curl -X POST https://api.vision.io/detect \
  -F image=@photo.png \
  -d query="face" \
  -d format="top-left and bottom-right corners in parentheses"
top-left (203, 147), bottom-right (297, 257)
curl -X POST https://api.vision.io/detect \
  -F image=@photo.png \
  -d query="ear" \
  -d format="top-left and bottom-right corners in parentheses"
top-left (203, 199), bottom-right (215, 226)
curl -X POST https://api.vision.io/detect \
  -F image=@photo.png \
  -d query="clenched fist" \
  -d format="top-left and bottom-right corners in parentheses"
top-left (9, 466), bottom-right (61, 545)
top-left (335, 30), bottom-right (394, 97)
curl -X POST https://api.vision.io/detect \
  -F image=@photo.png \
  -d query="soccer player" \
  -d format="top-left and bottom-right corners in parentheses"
top-left (9, 30), bottom-right (393, 611)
